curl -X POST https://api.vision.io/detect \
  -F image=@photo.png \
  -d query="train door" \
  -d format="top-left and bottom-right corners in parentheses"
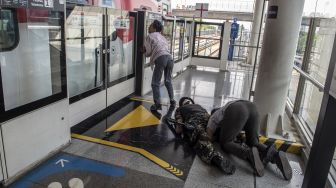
top-left (66, 5), bottom-right (136, 127)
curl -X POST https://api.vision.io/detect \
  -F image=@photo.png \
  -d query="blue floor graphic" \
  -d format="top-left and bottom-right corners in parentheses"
top-left (10, 152), bottom-right (125, 188)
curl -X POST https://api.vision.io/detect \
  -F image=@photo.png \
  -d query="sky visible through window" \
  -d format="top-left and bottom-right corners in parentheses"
top-left (172, 0), bottom-right (336, 18)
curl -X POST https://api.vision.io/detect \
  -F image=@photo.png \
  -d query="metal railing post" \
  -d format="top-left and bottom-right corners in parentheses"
top-left (293, 18), bottom-right (317, 114)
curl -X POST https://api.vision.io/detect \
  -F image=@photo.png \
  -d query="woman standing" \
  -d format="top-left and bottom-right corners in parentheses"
top-left (142, 20), bottom-right (175, 111)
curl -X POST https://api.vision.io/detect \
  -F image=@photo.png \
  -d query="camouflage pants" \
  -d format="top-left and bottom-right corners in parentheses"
top-left (183, 113), bottom-right (209, 144)
top-left (194, 140), bottom-right (224, 164)
top-left (184, 113), bottom-right (225, 164)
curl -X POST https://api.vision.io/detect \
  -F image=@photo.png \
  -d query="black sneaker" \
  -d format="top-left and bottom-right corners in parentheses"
top-left (219, 159), bottom-right (236, 175)
top-left (262, 144), bottom-right (277, 166)
top-left (150, 104), bottom-right (162, 111)
top-left (212, 155), bottom-right (236, 175)
top-left (170, 99), bottom-right (176, 106)
top-left (274, 151), bottom-right (292, 180)
top-left (248, 147), bottom-right (264, 177)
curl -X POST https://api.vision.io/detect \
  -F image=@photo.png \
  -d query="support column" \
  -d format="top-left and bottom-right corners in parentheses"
top-left (253, 0), bottom-right (305, 140)
top-left (246, 0), bottom-right (264, 65)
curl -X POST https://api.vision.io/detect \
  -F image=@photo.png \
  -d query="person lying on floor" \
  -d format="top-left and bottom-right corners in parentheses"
top-left (207, 100), bottom-right (292, 180)
top-left (167, 97), bottom-right (235, 175)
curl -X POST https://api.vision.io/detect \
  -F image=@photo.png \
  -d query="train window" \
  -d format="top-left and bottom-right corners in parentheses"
top-left (0, 9), bottom-right (19, 52)
top-left (184, 22), bottom-right (192, 58)
top-left (107, 9), bottom-right (135, 86)
top-left (173, 21), bottom-right (184, 62)
top-left (66, 6), bottom-right (105, 98)
top-left (193, 22), bottom-right (224, 59)
top-left (0, 8), bottom-right (67, 121)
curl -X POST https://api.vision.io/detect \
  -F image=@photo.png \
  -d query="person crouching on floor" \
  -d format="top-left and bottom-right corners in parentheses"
top-left (167, 97), bottom-right (235, 175)
top-left (206, 100), bottom-right (292, 180)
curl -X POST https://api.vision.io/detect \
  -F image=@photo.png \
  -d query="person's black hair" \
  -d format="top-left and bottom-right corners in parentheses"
top-left (211, 108), bottom-right (220, 115)
top-left (179, 97), bottom-right (195, 106)
top-left (152, 20), bottom-right (163, 32)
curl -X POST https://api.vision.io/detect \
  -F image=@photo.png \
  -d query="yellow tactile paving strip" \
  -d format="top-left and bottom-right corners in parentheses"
top-left (71, 133), bottom-right (184, 177)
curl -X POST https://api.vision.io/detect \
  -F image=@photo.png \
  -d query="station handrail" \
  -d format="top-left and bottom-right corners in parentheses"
top-left (293, 64), bottom-right (324, 92)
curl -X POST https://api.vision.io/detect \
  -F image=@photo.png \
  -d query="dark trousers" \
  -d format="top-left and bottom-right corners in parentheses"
top-left (219, 101), bottom-right (267, 160)
top-left (151, 55), bottom-right (174, 105)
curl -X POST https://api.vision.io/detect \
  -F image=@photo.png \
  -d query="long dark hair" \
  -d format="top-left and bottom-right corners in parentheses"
top-left (152, 20), bottom-right (163, 32)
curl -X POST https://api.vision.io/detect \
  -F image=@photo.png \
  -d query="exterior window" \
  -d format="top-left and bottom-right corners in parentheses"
top-left (0, 9), bottom-right (19, 52)
top-left (193, 22), bottom-right (223, 59)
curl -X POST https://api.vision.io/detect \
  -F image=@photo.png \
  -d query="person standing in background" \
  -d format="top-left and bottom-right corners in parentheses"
top-left (142, 20), bottom-right (175, 111)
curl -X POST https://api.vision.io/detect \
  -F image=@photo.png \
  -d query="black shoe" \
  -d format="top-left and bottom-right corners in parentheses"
top-left (274, 151), bottom-right (292, 180)
top-left (150, 104), bottom-right (162, 111)
top-left (262, 144), bottom-right (277, 166)
top-left (219, 159), bottom-right (236, 175)
top-left (212, 155), bottom-right (236, 175)
top-left (248, 147), bottom-right (264, 177)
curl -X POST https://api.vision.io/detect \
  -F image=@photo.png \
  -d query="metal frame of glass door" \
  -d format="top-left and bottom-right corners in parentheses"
top-left (68, 6), bottom-right (136, 104)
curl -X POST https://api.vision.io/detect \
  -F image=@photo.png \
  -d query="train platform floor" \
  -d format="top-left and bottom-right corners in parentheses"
top-left (7, 68), bottom-right (304, 188)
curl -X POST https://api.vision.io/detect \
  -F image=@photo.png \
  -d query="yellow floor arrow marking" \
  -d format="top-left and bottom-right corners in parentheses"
top-left (105, 105), bottom-right (161, 132)
top-left (71, 134), bottom-right (184, 176)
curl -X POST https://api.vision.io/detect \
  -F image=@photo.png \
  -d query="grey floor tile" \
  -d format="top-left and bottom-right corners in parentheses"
top-left (256, 160), bottom-right (304, 188)
top-left (63, 139), bottom-right (138, 167)
top-left (184, 175), bottom-right (231, 188)
top-left (63, 139), bottom-right (181, 181)
top-left (126, 152), bottom-right (182, 181)
top-left (144, 69), bottom-right (251, 109)
top-left (35, 167), bottom-right (184, 188)
top-left (186, 155), bottom-right (255, 188)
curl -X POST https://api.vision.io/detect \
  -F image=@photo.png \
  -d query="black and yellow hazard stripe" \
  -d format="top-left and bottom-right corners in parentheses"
top-left (71, 134), bottom-right (184, 177)
top-left (166, 164), bottom-right (184, 176)
top-left (259, 136), bottom-right (304, 154)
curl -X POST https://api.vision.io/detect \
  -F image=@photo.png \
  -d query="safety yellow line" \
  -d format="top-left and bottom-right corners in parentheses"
top-left (130, 97), bottom-right (155, 104)
top-left (130, 97), bottom-right (170, 106)
top-left (71, 133), bottom-right (184, 176)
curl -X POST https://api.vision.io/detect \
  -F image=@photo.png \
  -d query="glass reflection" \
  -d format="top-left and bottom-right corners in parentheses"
top-left (1, 8), bottom-right (65, 110)
top-left (108, 10), bottom-right (134, 83)
top-left (66, 6), bottom-right (104, 97)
